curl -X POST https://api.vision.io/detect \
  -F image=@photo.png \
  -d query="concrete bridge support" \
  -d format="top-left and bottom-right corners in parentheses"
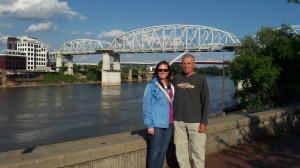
top-left (138, 68), bottom-right (142, 82)
top-left (65, 55), bottom-right (74, 75)
top-left (127, 68), bottom-right (132, 82)
top-left (102, 53), bottom-right (121, 85)
top-left (56, 53), bottom-right (63, 72)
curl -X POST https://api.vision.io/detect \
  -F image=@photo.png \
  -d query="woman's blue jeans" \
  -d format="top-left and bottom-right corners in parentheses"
top-left (148, 125), bottom-right (174, 168)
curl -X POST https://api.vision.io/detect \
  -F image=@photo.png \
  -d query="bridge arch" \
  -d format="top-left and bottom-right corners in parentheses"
top-left (108, 24), bottom-right (240, 53)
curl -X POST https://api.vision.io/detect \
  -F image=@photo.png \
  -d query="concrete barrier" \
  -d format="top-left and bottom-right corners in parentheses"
top-left (0, 108), bottom-right (299, 168)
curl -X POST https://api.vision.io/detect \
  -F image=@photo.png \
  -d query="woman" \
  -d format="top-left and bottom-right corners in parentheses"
top-left (143, 60), bottom-right (174, 168)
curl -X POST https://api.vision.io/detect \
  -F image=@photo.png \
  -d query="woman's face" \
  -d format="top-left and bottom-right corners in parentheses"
top-left (157, 64), bottom-right (169, 80)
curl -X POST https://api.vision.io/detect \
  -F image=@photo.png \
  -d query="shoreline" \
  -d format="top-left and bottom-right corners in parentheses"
top-left (1, 80), bottom-right (149, 88)
top-left (1, 81), bottom-right (102, 88)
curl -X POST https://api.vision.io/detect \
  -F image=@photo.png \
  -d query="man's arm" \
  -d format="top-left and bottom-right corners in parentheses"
top-left (200, 77), bottom-right (210, 125)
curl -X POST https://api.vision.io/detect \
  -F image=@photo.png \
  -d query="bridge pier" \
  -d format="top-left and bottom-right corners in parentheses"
top-left (56, 53), bottom-right (63, 72)
top-left (127, 68), bottom-right (132, 82)
top-left (138, 68), bottom-right (142, 82)
top-left (65, 55), bottom-right (73, 75)
top-left (102, 52), bottom-right (121, 85)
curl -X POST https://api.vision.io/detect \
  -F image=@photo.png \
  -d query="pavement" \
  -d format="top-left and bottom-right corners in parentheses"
top-left (205, 128), bottom-right (300, 168)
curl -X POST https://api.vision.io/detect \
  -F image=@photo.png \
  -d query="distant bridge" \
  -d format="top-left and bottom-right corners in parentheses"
top-left (56, 24), bottom-right (300, 56)
top-left (57, 24), bottom-right (240, 56)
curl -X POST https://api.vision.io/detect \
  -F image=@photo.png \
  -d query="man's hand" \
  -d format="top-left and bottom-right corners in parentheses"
top-left (148, 128), bottom-right (154, 135)
top-left (198, 123), bottom-right (206, 133)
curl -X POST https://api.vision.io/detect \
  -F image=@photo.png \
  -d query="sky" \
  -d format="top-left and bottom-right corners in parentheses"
top-left (0, 0), bottom-right (299, 63)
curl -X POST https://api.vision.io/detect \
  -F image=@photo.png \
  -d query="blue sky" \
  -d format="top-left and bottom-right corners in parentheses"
top-left (0, 0), bottom-right (299, 63)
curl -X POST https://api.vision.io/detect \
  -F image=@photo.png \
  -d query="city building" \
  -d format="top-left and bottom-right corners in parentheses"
top-left (0, 36), bottom-right (50, 71)
top-left (0, 49), bottom-right (26, 70)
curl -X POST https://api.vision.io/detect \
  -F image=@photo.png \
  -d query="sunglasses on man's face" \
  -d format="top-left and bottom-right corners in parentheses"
top-left (158, 69), bottom-right (169, 72)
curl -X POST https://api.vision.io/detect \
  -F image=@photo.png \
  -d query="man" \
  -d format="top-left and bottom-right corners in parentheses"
top-left (173, 53), bottom-right (210, 168)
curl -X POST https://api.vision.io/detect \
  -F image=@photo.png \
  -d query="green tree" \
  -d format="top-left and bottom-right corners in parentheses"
top-left (230, 54), bottom-right (280, 109)
top-left (230, 25), bottom-right (300, 109)
top-left (59, 62), bottom-right (68, 74)
top-left (98, 60), bottom-right (103, 70)
top-left (121, 66), bottom-right (130, 81)
top-left (86, 66), bottom-right (101, 81)
top-left (288, 0), bottom-right (300, 3)
top-left (170, 64), bottom-right (183, 74)
top-left (230, 36), bottom-right (280, 109)
top-left (256, 25), bottom-right (300, 103)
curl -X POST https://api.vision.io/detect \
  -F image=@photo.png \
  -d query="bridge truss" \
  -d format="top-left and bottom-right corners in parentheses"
top-left (58, 24), bottom-right (241, 56)
top-left (60, 39), bottom-right (110, 55)
top-left (107, 24), bottom-right (240, 53)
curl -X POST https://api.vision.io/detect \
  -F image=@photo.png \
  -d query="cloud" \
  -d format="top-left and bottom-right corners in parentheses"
top-left (0, 0), bottom-right (85, 21)
top-left (79, 15), bottom-right (87, 21)
top-left (25, 22), bottom-right (57, 33)
top-left (84, 31), bottom-right (93, 36)
top-left (97, 30), bottom-right (125, 39)
top-left (71, 31), bottom-right (81, 35)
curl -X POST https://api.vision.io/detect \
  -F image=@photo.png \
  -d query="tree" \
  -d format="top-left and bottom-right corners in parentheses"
top-left (288, 0), bottom-right (300, 3)
top-left (170, 64), bottom-right (183, 75)
top-left (230, 54), bottom-right (280, 109)
top-left (230, 36), bottom-right (280, 110)
top-left (230, 25), bottom-right (300, 109)
top-left (59, 62), bottom-right (68, 74)
top-left (98, 60), bottom-right (103, 70)
top-left (256, 25), bottom-right (300, 103)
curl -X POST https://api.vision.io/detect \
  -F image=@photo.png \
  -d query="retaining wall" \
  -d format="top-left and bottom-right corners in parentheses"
top-left (0, 108), bottom-right (299, 168)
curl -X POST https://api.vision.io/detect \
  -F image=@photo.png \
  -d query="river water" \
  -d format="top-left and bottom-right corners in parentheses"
top-left (0, 76), bottom-right (235, 152)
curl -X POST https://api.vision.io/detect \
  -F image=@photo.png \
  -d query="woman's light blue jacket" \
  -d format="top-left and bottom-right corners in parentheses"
top-left (143, 78), bottom-right (171, 129)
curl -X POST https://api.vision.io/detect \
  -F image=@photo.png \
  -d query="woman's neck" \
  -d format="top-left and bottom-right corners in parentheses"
top-left (160, 78), bottom-right (167, 87)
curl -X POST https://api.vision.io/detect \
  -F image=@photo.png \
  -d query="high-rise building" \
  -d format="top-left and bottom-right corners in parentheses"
top-left (0, 36), bottom-right (49, 71)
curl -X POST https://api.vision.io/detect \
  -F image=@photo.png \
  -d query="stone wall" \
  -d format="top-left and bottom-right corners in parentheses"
top-left (0, 108), bottom-right (299, 168)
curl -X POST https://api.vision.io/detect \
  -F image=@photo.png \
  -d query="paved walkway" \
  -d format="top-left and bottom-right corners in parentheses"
top-left (205, 128), bottom-right (300, 168)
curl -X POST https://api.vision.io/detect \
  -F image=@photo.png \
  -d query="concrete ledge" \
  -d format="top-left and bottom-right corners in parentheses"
top-left (0, 108), bottom-right (299, 168)
top-left (205, 109), bottom-right (300, 154)
top-left (0, 131), bottom-right (148, 168)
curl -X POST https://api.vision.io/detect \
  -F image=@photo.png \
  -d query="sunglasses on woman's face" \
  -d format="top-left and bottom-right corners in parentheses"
top-left (158, 69), bottom-right (169, 72)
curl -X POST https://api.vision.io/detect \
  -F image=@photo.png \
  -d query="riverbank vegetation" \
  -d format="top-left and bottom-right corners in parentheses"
top-left (229, 24), bottom-right (300, 110)
top-left (170, 64), bottom-right (230, 76)
top-left (3, 63), bottom-right (227, 87)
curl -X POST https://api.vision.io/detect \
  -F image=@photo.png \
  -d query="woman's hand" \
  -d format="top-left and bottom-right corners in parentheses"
top-left (148, 128), bottom-right (154, 135)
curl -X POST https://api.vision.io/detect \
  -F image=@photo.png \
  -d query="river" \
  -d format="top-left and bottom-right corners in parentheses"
top-left (0, 76), bottom-right (236, 152)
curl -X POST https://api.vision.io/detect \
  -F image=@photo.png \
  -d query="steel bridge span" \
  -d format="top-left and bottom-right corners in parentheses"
top-left (50, 24), bottom-right (241, 85)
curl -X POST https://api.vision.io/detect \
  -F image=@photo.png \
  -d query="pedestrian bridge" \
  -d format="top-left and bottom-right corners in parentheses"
top-left (50, 24), bottom-right (241, 85)
top-left (58, 24), bottom-right (240, 55)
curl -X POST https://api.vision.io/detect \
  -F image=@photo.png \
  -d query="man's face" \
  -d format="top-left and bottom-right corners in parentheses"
top-left (182, 56), bottom-right (195, 76)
